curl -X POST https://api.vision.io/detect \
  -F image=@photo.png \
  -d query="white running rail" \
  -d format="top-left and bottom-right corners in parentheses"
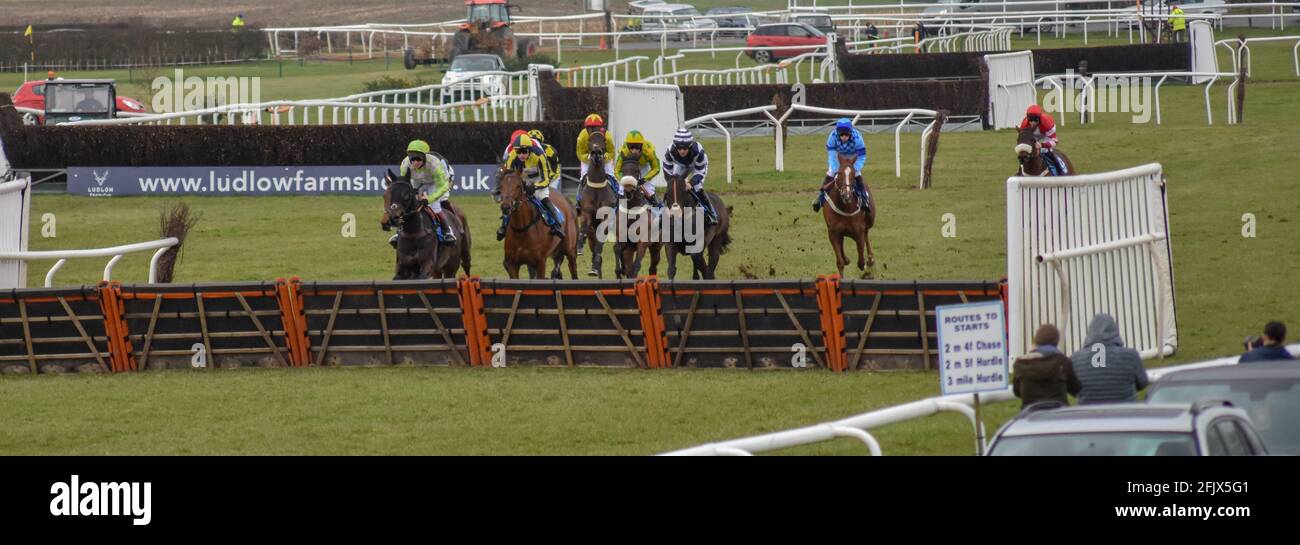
top-left (776, 104), bottom-right (942, 188)
top-left (683, 105), bottom-right (781, 184)
top-left (0, 238), bottom-right (179, 288)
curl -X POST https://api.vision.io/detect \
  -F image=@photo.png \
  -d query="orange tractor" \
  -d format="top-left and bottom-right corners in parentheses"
top-left (407, 0), bottom-right (539, 68)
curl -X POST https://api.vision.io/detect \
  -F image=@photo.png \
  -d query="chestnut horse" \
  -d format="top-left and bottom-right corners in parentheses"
top-left (494, 169), bottom-right (578, 279)
top-left (576, 131), bottom-right (618, 276)
top-left (1015, 127), bottom-right (1076, 176)
top-left (822, 154), bottom-right (875, 276)
top-left (381, 169), bottom-right (470, 279)
top-left (662, 172), bottom-right (731, 280)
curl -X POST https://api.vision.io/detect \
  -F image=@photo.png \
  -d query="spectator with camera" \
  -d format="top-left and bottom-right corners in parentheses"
top-left (1240, 321), bottom-right (1295, 363)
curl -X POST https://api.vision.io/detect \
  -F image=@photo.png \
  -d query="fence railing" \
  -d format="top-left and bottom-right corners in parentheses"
top-left (0, 238), bottom-right (178, 288)
top-left (58, 95), bottom-right (537, 126)
top-left (660, 344), bottom-right (1294, 456)
top-left (1216, 35), bottom-right (1300, 78)
top-left (775, 104), bottom-right (942, 188)
top-left (553, 56), bottom-right (648, 87)
top-left (1035, 70), bottom-right (1241, 125)
top-left (683, 106), bottom-right (782, 184)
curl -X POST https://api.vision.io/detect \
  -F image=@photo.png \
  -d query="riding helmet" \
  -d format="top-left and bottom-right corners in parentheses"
top-left (406, 139), bottom-right (431, 154)
top-left (584, 113), bottom-right (604, 128)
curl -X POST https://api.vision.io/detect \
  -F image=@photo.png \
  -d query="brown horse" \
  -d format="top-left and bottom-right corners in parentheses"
top-left (662, 172), bottom-right (731, 280)
top-left (576, 131), bottom-right (618, 277)
top-left (822, 154), bottom-right (875, 276)
top-left (1015, 127), bottom-right (1076, 176)
top-left (613, 176), bottom-right (658, 278)
top-left (381, 169), bottom-right (470, 279)
top-left (494, 168), bottom-right (579, 279)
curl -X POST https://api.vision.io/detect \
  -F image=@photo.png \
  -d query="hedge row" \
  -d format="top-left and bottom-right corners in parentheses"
top-left (0, 29), bottom-right (266, 66)
top-left (836, 43), bottom-right (1191, 80)
top-left (0, 98), bottom-right (582, 169)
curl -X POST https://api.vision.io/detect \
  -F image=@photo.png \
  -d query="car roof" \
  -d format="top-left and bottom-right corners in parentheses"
top-left (998, 403), bottom-right (1201, 436)
top-left (454, 54), bottom-right (502, 62)
top-left (1154, 361), bottom-right (1300, 383)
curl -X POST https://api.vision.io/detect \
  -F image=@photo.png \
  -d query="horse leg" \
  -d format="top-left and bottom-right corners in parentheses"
top-left (705, 237), bottom-right (724, 280)
top-left (864, 229), bottom-right (875, 268)
top-left (830, 231), bottom-right (848, 276)
top-left (504, 259), bottom-right (521, 279)
top-left (667, 244), bottom-right (678, 280)
top-left (854, 233), bottom-right (867, 271)
top-left (690, 251), bottom-right (707, 280)
top-left (648, 243), bottom-right (661, 276)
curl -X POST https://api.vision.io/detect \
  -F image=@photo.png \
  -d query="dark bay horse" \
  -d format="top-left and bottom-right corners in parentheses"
top-left (822, 154), bottom-right (875, 276)
top-left (381, 169), bottom-right (470, 279)
top-left (495, 168), bottom-right (579, 279)
top-left (576, 131), bottom-right (618, 276)
top-left (613, 177), bottom-right (658, 279)
top-left (662, 172), bottom-right (731, 280)
top-left (1015, 127), bottom-right (1076, 176)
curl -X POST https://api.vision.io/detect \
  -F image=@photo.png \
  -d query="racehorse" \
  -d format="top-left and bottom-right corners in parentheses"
top-left (613, 176), bottom-right (658, 278)
top-left (381, 169), bottom-right (470, 279)
top-left (494, 168), bottom-right (579, 279)
top-left (662, 172), bottom-right (731, 280)
top-left (822, 154), bottom-right (875, 276)
top-left (576, 131), bottom-right (618, 277)
top-left (1015, 127), bottom-right (1076, 177)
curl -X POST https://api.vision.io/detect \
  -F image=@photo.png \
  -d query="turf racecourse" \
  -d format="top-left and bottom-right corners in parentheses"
top-left (4, 37), bottom-right (1300, 455)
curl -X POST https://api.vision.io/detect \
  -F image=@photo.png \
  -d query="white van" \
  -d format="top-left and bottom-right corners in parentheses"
top-left (641, 4), bottom-right (718, 40)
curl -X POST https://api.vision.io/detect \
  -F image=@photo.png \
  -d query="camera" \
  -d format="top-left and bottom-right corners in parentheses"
top-left (1244, 335), bottom-right (1264, 351)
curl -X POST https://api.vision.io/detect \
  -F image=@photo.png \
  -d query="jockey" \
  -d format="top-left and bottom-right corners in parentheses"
top-left (662, 128), bottom-right (717, 225)
top-left (498, 133), bottom-right (563, 240)
top-left (1020, 104), bottom-right (1067, 175)
top-left (813, 118), bottom-right (870, 213)
top-left (576, 113), bottom-right (616, 185)
top-left (528, 129), bottom-right (561, 188)
top-left (502, 129), bottom-right (528, 162)
top-left (614, 129), bottom-right (662, 207)
top-left (391, 139), bottom-right (455, 247)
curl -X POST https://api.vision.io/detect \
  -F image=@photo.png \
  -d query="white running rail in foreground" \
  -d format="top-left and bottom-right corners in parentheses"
top-left (661, 344), bottom-right (1300, 456)
top-left (0, 238), bottom-right (179, 288)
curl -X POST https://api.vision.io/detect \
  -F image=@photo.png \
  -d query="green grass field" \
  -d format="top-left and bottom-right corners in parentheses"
top-left (2, 27), bottom-right (1299, 455)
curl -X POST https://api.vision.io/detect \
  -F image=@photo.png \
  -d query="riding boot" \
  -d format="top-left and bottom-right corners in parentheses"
top-left (695, 188), bottom-right (717, 225)
top-left (496, 214), bottom-right (509, 241)
top-left (541, 197), bottom-right (565, 238)
top-left (642, 184), bottom-right (662, 208)
top-left (435, 211), bottom-right (456, 244)
top-left (813, 174), bottom-right (834, 212)
top-left (853, 175), bottom-right (871, 212)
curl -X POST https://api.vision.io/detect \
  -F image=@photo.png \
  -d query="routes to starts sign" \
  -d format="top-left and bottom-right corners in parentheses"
top-left (936, 300), bottom-right (1009, 396)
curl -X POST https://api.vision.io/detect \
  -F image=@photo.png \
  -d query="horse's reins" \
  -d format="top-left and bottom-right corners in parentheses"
top-left (502, 175), bottom-right (547, 233)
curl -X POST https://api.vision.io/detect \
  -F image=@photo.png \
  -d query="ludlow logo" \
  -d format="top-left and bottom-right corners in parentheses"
top-left (49, 475), bottom-right (152, 526)
top-left (84, 169), bottom-right (114, 196)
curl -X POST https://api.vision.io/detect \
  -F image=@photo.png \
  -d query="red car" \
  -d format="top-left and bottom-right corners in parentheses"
top-left (12, 78), bottom-right (147, 125)
top-left (746, 22), bottom-right (827, 63)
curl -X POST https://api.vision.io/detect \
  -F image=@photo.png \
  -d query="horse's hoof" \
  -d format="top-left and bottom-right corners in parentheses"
top-left (577, 248), bottom-right (584, 256)
top-left (587, 270), bottom-right (599, 277)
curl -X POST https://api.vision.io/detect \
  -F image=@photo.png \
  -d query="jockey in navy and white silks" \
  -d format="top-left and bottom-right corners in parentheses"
top-left (662, 127), bottom-right (717, 224)
top-left (814, 118), bottom-right (870, 213)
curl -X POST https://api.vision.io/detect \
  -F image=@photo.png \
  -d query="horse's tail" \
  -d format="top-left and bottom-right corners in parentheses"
top-left (719, 230), bottom-right (732, 254)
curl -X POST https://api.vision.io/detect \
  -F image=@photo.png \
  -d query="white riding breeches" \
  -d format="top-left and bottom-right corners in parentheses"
top-left (428, 198), bottom-right (444, 213)
top-left (533, 186), bottom-right (550, 200)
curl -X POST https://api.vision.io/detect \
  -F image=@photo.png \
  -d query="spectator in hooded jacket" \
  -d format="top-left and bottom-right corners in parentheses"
top-left (1240, 321), bottom-right (1295, 363)
top-left (1069, 314), bottom-right (1149, 404)
top-left (1013, 323), bottom-right (1082, 409)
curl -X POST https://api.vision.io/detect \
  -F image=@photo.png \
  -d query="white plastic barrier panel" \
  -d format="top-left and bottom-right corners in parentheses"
top-left (1006, 163), bottom-right (1178, 361)
top-left (607, 80), bottom-right (684, 187)
top-left (985, 50), bottom-right (1035, 130)
top-left (1190, 20), bottom-right (1217, 84)
top-left (0, 175), bottom-right (33, 289)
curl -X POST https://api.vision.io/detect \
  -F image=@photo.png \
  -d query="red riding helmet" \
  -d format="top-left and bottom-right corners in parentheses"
top-left (584, 113), bottom-right (604, 128)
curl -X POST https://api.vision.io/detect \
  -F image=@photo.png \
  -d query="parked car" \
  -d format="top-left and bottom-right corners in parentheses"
top-left (1147, 361), bottom-right (1300, 455)
top-left (706, 6), bottom-right (759, 37)
top-left (12, 77), bottom-right (147, 125)
top-left (986, 401), bottom-right (1269, 456)
top-left (745, 22), bottom-right (827, 63)
top-left (440, 53), bottom-right (508, 102)
top-left (785, 10), bottom-right (836, 36)
top-left (641, 4), bottom-right (718, 41)
top-left (922, 0), bottom-right (1056, 32)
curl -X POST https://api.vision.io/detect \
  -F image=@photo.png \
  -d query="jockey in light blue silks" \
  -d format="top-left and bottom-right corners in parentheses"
top-left (813, 118), bottom-right (871, 213)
